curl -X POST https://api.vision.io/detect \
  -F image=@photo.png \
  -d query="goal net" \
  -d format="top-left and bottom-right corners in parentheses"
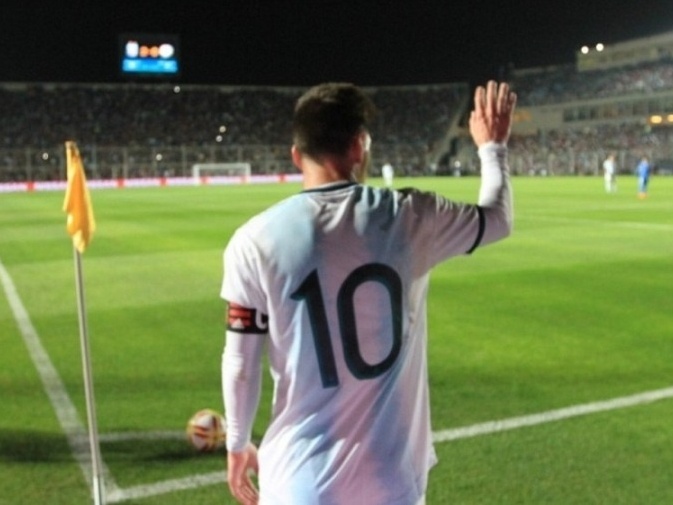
top-left (192, 163), bottom-right (252, 184)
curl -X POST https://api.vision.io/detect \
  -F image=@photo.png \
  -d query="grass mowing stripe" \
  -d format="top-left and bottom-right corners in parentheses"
top-left (523, 215), bottom-right (673, 231)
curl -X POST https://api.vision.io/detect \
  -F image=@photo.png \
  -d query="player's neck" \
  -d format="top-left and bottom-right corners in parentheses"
top-left (301, 158), bottom-right (356, 189)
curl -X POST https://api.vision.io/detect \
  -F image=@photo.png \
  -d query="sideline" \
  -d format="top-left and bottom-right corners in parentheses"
top-left (3, 258), bottom-right (673, 502)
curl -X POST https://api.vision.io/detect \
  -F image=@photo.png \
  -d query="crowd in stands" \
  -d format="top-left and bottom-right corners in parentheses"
top-left (4, 51), bottom-right (673, 183)
top-left (512, 59), bottom-right (673, 106)
top-left (503, 59), bottom-right (673, 175)
top-left (507, 122), bottom-right (673, 176)
top-left (0, 83), bottom-right (466, 181)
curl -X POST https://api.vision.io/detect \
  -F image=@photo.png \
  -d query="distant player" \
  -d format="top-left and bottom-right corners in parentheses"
top-left (636, 155), bottom-right (652, 199)
top-left (382, 161), bottom-right (394, 187)
top-left (602, 153), bottom-right (617, 193)
top-left (221, 81), bottom-right (516, 505)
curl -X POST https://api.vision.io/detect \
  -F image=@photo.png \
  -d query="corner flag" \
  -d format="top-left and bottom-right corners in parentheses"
top-left (62, 141), bottom-right (105, 504)
top-left (63, 141), bottom-right (95, 253)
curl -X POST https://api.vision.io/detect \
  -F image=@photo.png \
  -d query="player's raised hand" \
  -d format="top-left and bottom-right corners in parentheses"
top-left (469, 80), bottom-right (517, 147)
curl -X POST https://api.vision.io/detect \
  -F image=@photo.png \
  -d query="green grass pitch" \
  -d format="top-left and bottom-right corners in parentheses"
top-left (1, 175), bottom-right (672, 504)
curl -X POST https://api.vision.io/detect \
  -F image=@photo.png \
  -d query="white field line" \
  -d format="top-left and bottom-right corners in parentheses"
top-left (101, 384), bottom-right (673, 502)
top-left (432, 386), bottom-right (673, 443)
top-left (106, 471), bottom-right (226, 504)
top-left (0, 259), bottom-right (121, 497)
top-left (99, 430), bottom-right (186, 442)
top-left (3, 258), bottom-right (673, 502)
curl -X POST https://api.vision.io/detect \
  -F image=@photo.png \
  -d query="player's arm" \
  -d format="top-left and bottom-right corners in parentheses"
top-left (469, 81), bottom-right (517, 247)
top-left (222, 302), bottom-right (266, 505)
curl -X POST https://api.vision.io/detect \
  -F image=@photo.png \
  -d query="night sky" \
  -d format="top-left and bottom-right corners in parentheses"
top-left (2, 0), bottom-right (672, 87)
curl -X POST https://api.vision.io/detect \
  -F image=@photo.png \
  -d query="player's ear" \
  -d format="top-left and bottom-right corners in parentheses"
top-left (291, 145), bottom-right (303, 171)
top-left (350, 132), bottom-right (371, 163)
top-left (361, 132), bottom-right (371, 153)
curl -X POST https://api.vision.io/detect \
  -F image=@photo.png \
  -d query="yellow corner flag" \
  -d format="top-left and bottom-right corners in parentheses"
top-left (63, 141), bottom-right (95, 253)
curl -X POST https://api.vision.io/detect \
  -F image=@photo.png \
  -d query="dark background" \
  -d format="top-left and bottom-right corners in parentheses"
top-left (2, 0), bottom-right (672, 87)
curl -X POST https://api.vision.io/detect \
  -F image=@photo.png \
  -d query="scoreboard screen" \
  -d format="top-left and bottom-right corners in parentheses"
top-left (119, 33), bottom-right (180, 78)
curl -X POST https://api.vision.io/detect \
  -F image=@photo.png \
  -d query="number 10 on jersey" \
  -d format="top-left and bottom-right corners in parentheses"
top-left (291, 263), bottom-right (403, 388)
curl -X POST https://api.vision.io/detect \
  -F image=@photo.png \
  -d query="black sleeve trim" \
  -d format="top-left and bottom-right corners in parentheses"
top-left (465, 206), bottom-right (485, 254)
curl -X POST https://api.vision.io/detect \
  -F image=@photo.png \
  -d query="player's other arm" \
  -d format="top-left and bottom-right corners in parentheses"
top-left (469, 81), bottom-right (517, 247)
top-left (222, 302), bottom-right (265, 505)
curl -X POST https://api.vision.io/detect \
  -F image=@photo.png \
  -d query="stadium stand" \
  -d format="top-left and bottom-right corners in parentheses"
top-left (512, 60), bottom-right (673, 107)
top-left (4, 29), bottom-right (673, 182)
top-left (499, 31), bottom-right (673, 175)
top-left (0, 83), bottom-right (467, 182)
top-left (503, 58), bottom-right (673, 176)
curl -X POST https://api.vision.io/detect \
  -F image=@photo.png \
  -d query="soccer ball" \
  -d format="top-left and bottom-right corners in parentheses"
top-left (186, 409), bottom-right (226, 452)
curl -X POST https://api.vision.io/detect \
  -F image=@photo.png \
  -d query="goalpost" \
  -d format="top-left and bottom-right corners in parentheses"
top-left (191, 162), bottom-right (252, 184)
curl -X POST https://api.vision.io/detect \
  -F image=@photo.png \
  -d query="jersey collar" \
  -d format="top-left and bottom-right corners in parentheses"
top-left (302, 181), bottom-right (357, 193)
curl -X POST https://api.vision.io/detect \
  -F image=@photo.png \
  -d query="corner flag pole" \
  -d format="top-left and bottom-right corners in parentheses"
top-left (73, 248), bottom-right (105, 505)
top-left (63, 141), bottom-right (105, 505)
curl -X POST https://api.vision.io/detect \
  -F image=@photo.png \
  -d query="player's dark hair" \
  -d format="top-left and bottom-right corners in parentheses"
top-left (292, 83), bottom-right (377, 160)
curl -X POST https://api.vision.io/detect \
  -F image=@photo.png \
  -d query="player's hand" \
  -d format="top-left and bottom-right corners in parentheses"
top-left (227, 443), bottom-right (259, 505)
top-left (469, 80), bottom-right (517, 147)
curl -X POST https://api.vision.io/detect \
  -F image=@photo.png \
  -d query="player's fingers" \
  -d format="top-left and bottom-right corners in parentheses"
top-left (228, 467), bottom-right (255, 504)
top-left (473, 85), bottom-right (485, 116)
top-left (241, 477), bottom-right (259, 505)
top-left (508, 90), bottom-right (517, 114)
top-left (228, 482), bottom-right (244, 504)
top-left (235, 488), bottom-right (253, 505)
top-left (231, 480), bottom-right (258, 505)
top-left (485, 80), bottom-right (497, 118)
top-left (496, 82), bottom-right (510, 115)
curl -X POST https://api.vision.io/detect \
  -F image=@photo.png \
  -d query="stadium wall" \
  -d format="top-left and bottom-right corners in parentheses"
top-left (0, 174), bottom-right (303, 194)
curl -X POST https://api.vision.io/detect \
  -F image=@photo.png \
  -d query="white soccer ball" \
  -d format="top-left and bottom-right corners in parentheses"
top-left (186, 408), bottom-right (226, 452)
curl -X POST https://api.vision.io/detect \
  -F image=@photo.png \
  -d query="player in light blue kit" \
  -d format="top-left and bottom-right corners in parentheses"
top-left (636, 155), bottom-right (652, 199)
top-left (221, 80), bottom-right (517, 505)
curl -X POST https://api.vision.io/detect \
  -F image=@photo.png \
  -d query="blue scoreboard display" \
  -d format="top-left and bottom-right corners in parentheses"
top-left (119, 34), bottom-right (180, 78)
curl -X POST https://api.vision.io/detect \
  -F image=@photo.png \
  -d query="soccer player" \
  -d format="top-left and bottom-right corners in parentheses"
top-left (382, 161), bottom-right (395, 187)
top-left (221, 80), bottom-right (517, 505)
top-left (636, 155), bottom-right (652, 198)
top-left (603, 152), bottom-right (617, 193)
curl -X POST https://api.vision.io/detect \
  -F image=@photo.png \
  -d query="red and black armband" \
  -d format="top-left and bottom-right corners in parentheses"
top-left (226, 302), bottom-right (269, 334)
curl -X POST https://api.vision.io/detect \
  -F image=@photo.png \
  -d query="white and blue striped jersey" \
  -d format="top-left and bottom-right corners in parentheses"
top-left (222, 142), bottom-right (512, 505)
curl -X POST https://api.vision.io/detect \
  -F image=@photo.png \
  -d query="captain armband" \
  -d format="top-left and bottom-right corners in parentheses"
top-left (226, 302), bottom-right (269, 334)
